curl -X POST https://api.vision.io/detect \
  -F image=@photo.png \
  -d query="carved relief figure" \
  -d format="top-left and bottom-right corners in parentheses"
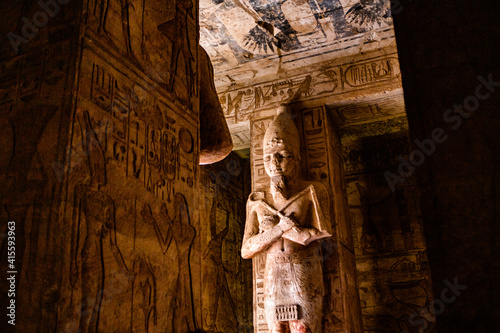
top-left (140, 193), bottom-right (196, 332)
top-left (203, 201), bottom-right (238, 332)
top-left (158, 0), bottom-right (196, 105)
top-left (127, 0), bottom-right (173, 83)
top-left (69, 111), bottom-right (131, 332)
top-left (132, 257), bottom-right (158, 332)
top-left (241, 105), bottom-right (332, 333)
top-left (169, 193), bottom-right (197, 332)
top-left (0, 102), bottom-right (57, 325)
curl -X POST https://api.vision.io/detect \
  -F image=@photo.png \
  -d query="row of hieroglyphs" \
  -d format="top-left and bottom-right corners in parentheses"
top-left (73, 51), bottom-right (198, 200)
top-left (218, 55), bottom-right (401, 122)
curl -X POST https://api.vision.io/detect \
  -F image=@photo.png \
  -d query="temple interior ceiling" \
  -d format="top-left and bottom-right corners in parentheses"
top-left (199, 0), bottom-right (404, 151)
top-left (200, 0), bottom-right (394, 85)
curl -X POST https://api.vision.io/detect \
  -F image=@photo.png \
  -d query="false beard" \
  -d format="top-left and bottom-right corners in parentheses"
top-left (270, 175), bottom-right (295, 204)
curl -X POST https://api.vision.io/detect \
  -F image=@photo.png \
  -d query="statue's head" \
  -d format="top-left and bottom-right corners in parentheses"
top-left (263, 105), bottom-right (301, 179)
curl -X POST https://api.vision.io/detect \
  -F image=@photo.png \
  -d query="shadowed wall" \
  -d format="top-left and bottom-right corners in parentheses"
top-left (391, 0), bottom-right (500, 331)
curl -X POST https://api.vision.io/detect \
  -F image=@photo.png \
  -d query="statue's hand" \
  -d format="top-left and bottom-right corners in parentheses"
top-left (260, 215), bottom-right (279, 232)
top-left (278, 215), bottom-right (295, 232)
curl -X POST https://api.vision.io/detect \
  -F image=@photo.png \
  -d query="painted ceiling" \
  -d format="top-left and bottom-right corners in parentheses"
top-left (199, 0), bottom-right (394, 86)
top-left (199, 0), bottom-right (403, 154)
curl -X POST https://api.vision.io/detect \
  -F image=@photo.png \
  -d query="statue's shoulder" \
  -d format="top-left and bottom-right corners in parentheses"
top-left (299, 180), bottom-right (328, 197)
top-left (301, 181), bottom-right (330, 213)
top-left (312, 181), bottom-right (328, 192)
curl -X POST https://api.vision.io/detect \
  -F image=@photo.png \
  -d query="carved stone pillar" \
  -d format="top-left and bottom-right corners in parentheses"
top-left (248, 106), bottom-right (363, 332)
top-left (0, 1), bottom-right (229, 332)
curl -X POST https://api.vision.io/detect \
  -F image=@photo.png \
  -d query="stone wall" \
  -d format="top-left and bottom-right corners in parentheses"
top-left (1, 1), bottom-right (86, 330)
top-left (340, 115), bottom-right (433, 332)
top-left (0, 0), bottom-right (227, 332)
top-left (391, 0), bottom-right (500, 331)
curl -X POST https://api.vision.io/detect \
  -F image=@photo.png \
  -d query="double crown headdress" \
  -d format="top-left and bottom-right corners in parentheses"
top-left (263, 105), bottom-right (300, 159)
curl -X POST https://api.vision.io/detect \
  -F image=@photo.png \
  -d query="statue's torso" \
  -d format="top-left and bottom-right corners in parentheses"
top-left (250, 185), bottom-right (326, 330)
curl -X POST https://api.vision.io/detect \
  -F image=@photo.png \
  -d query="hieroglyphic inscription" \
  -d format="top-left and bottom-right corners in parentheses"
top-left (221, 72), bottom-right (337, 122)
top-left (253, 248), bottom-right (269, 333)
top-left (0, 0), bottom-right (206, 331)
top-left (250, 117), bottom-right (274, 191)
top-left (85, 55), bottom-right (197, 202)
top-left (84, 0), bottom-right (199, 118)
top-left (301, 107), bottom-right (330, 182)
top-left (343, 135), bottom-right (410, 174)
top-left (200, 153), bottom-right (252, 332)
top-left (219, 55), bottom-right (401, 123)
top-left (343, 58), bottom-right (398, 88)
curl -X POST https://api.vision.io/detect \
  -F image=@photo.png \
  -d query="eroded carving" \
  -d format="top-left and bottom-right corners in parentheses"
top-left (169, 193), bottom-right (197, 332)
top-left (203, 201), bottom-right (238, 332)
top-left (344, 132), bottom-right (433, 332)
top-left (157, 0), bottom-right (197, 106)
top-left (69, 111), bottom-right (131, 332)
